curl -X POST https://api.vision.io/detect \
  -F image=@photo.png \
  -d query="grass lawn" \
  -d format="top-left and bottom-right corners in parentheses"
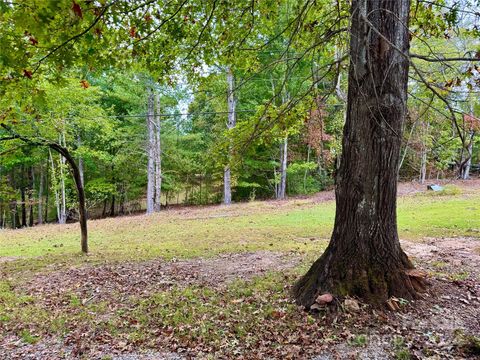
top-left (1, 191), bottom-right (479, 270)
top-left (1, 188), bottom-right (480, 358)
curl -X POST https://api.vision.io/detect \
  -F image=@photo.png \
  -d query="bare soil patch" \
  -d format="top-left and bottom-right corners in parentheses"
top-left (0, 256), bottom-right (20, 263)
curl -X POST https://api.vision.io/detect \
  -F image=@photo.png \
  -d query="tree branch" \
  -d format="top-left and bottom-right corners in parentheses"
top-left (32, 1), bottom-right (114, 75)
top-left (410, 53), bottom-right (480, 62)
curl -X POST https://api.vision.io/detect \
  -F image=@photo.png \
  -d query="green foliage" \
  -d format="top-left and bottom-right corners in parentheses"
top-left (286, 162), bottom-right (322, 195)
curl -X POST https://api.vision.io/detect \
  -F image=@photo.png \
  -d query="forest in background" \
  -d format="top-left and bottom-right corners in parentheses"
top-left (1, 0), bottom-right (479, 229)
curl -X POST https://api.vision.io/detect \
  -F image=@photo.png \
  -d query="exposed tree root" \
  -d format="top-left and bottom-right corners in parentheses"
top-left (292, 245), bottom-right (428, 309)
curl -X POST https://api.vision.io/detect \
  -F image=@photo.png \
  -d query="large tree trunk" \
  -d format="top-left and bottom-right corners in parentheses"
top-left (224, 67), bottom-right (236, 205)
top-left (293, 0), bottom-right (425, 307)
top-left (146, 91), bottom-right (155, 214)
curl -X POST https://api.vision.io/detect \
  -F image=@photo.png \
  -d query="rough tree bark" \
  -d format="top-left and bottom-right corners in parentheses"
top-left (293, 0), bottom-right (425, 307)
top-left (224, 67), bottom-right (236, 205)
top-left (146, 90), bottom-right (155, 214)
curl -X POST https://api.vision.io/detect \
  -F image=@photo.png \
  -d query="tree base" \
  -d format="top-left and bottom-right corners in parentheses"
top-left (292, 246), bottom-right (427, 308)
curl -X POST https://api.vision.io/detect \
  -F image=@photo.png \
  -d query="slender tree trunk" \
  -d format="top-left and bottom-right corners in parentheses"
top-left (224, 67), bottom-right (236, 205)
top-left (77, 134), bottom-right (84, 187)
top-left (462, 131), bottom-right (474, 180)
top-left (49, 148), bottom-right (61, 223)
top-left (12, 201), bottom-right (20, 229)
top-left (110, 194), bottom-right (115, 217)
top-left (0, 128), bottom-right (88, 252)
top-left (20, 186), bottom-right (27, 227)
top-left (38, 164), bottom-right (44, 224)
top-left (304, 145), bottom-right (311, 193)
top-left (57, 134), bottom-right (67, 224)
top-left (277, 136), bottom-right (288, 199)
top-left (50, 143), bottom-right (88, 253)
top-left (277, 89), bottom-right (290, 200)
top-left (419, 120), bottom-right (429, 184)
top-left (28, 167), bottom-right (34, 227)
top-left (146, 91), bottom-right (155, 214)
top-left (102, 199), bottom-right (107, 217)
top-left (119, 184), bottom-right (126, 215)
top-left (293, 0), bottom-right (425, 307)
top-left (420, 149), bottom-right (427, 184)
top-left (154, 93), bottom-right (162, 212)
top-left (44, 159), bottom-right (49, 222)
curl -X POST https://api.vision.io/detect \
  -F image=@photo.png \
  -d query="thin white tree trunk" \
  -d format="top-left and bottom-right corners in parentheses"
top-left (77, 134), bottom-right (84, 187)
top-left (419, 120), bottom-right (429, 184)
top-left (277, 136), bottom-right (288, 199)
top-left (224, 67), bottom-right (236, 205)
top-left (277, 89), bottom-right (289, 200)
top-left (146, 91), bottom-right (155, 214)
top-left (59, 134), bottom-right (67, 224)
top-left (463, 131), bottom-right (474, 180)
top-left (154, 93), bottom-right (162, 212)
top-left (419, 149), bottom-right (427, 184)
top-left (49, 149), bottom-right (62, 224)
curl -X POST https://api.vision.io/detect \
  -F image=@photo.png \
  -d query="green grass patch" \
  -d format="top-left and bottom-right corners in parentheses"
top-left (1, 192), bottom-right (480, 275)
top-left (421, 184), bottom-right (463, 197)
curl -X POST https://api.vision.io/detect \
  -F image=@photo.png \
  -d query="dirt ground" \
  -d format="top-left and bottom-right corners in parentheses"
top-left (2, 236), bottom-right (479, 359)
top-left (18, 251), bottom-right (302, 307)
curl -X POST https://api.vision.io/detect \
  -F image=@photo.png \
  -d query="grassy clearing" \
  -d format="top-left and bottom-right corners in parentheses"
top-left (1, 192), bottom-right (480, 274)
top-left (1, 190), bottom-right (480, 358)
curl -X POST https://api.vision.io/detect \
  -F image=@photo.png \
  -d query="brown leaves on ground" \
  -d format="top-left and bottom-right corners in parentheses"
top-left (1, 238), bottom-right (480, 359)
top-left (19, 251), bottom-right (301, 308)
